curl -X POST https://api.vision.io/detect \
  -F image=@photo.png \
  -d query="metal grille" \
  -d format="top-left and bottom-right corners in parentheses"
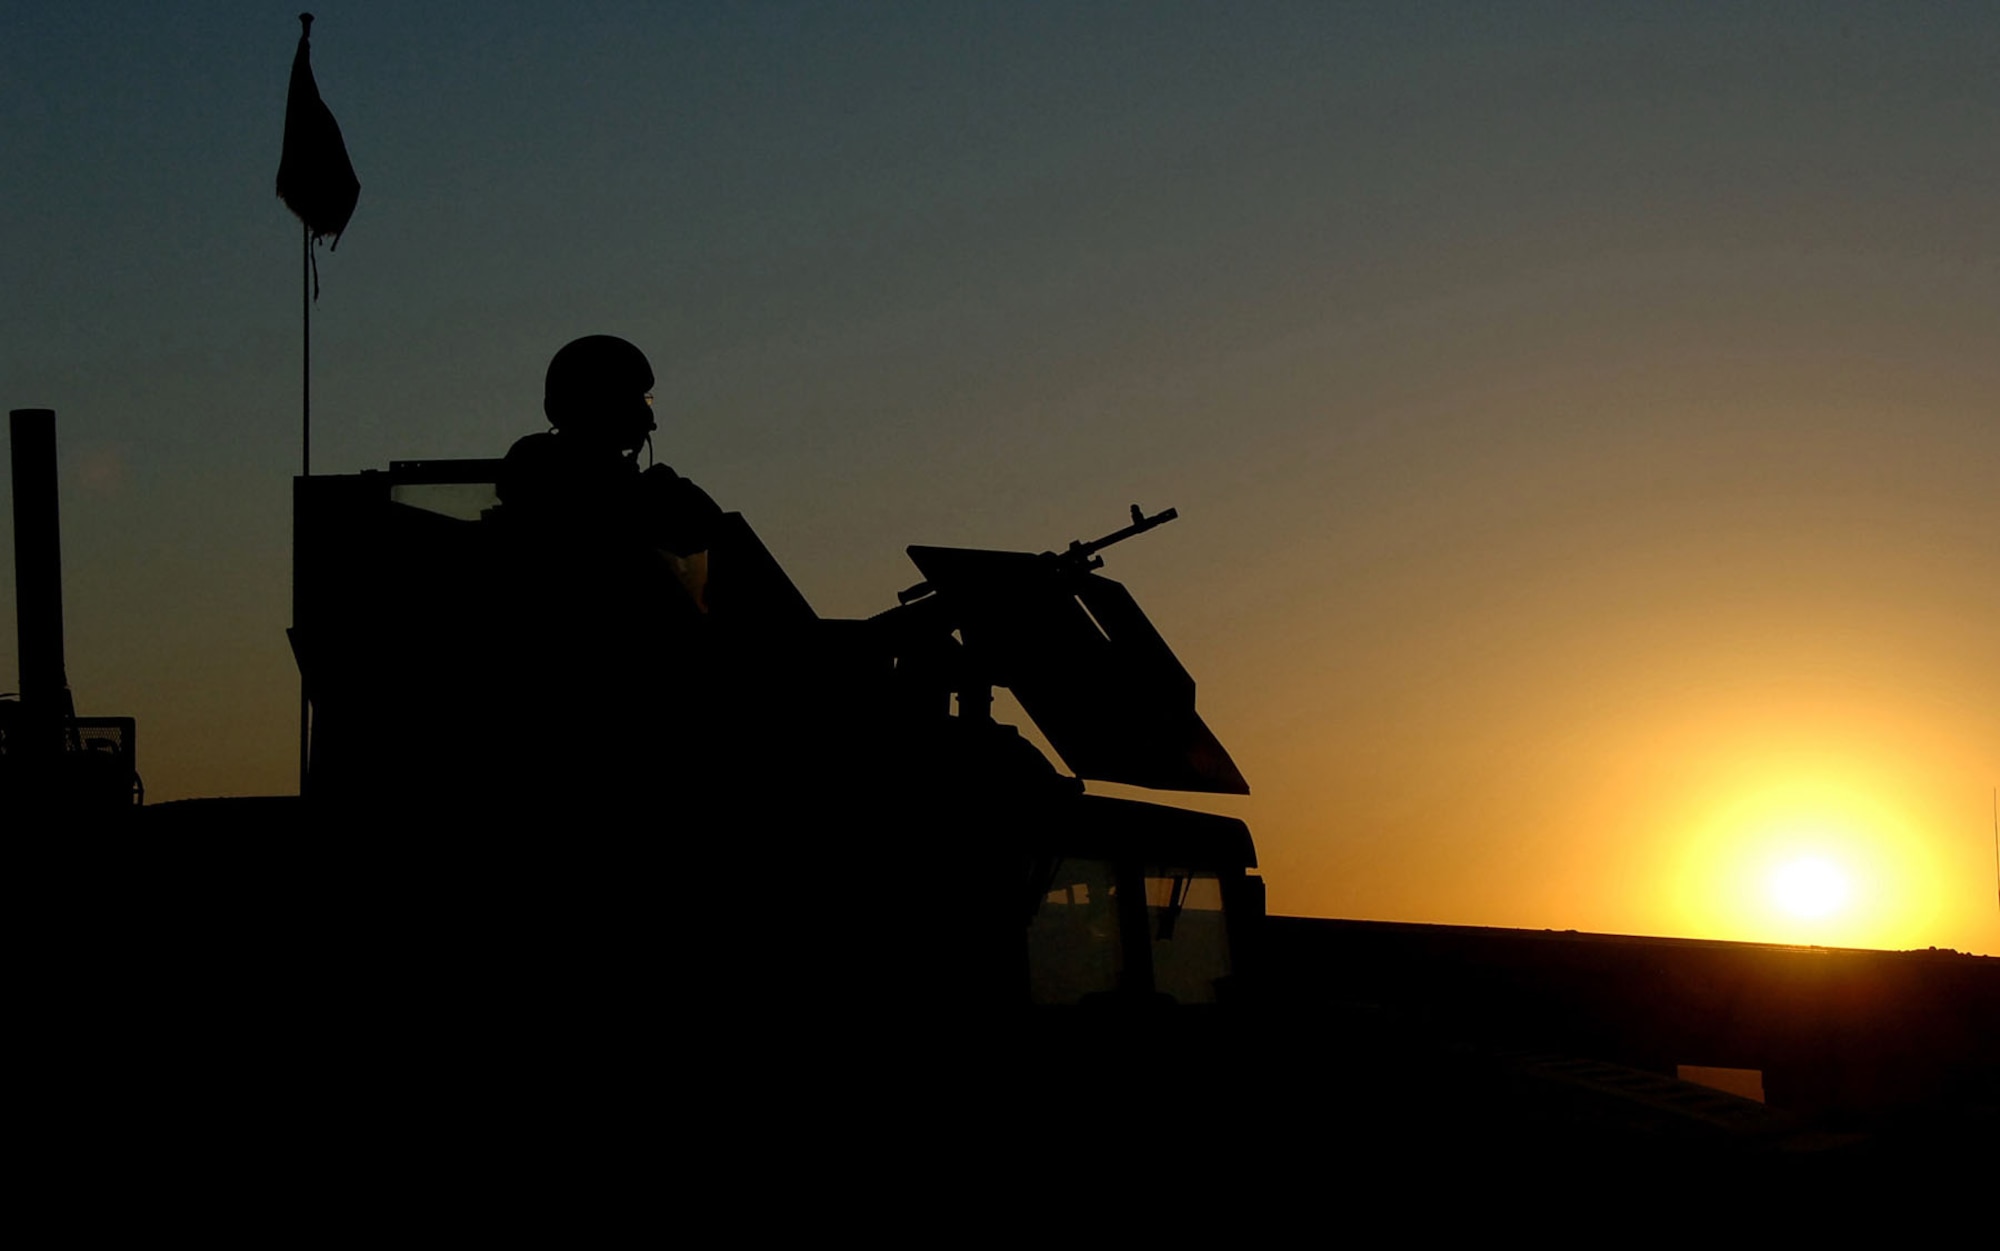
top-left (71, 716), bottom-right (133, 757)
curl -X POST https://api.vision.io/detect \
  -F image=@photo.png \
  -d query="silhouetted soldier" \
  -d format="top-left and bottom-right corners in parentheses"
top-left (498, 335), bottom-right (724, 608)
top-left (477, 336), bottom-right (735, 809)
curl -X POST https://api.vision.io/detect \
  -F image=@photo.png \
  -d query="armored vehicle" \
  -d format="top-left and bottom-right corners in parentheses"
top-left (290, 460), bottom-right (1263, 1012)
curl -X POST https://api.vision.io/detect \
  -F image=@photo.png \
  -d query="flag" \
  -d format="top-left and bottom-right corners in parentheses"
top-left (276, 13), bottom-right (360, 250)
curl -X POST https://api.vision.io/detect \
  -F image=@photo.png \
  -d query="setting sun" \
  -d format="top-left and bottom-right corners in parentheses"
top-left (1772, 857), bottom-right (1849, 919)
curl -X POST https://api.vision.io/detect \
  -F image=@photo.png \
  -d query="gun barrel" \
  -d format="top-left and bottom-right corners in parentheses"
top-left (1066, 504), bottom-right (1177, 565)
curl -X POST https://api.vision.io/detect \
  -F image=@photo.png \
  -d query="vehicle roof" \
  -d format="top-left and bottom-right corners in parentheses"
top-left (1036, 794), bottom-right (1257, 870)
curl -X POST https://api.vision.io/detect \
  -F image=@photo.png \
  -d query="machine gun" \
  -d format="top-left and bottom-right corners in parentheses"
top-left (873, 503), bottom-right (1245, 796)
top-left (896, 504), bottom-right (1177, 606)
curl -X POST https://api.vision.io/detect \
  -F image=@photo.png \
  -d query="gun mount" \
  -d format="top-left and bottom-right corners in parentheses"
top-left (873, 505), bottom-right (1245, 795)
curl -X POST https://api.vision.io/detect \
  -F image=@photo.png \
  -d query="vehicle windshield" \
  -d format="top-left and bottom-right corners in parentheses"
top-left (1023, 860), bottom-right (1232, 1005)
top-left (1145, 869), bottom-right (1229, 1004)
top-left (1025, 858), bottom-right (1122, 1005)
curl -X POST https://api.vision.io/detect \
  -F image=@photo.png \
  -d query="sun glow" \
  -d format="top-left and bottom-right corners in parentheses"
top-left (1670, 778), bottom-right (1943, 949)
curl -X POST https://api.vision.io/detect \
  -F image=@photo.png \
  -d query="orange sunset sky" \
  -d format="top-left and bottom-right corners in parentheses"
top-left (3, 4), bottom-right (1995, 952)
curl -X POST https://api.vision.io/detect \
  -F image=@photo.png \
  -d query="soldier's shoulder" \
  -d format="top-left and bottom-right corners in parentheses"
top-left (503, 430), bottom-right (561, 464)
top-left (497, 432), bottom-right (562, 505)
top-left (643, 464), bottom-right (723, 513)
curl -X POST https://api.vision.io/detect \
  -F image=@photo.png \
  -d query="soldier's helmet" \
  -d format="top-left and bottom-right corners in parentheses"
top-left (543, 335), bottom-right (657, 454)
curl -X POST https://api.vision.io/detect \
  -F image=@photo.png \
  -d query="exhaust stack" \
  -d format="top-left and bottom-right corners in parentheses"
top-left (9, 408), bottom-right (71, 761)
